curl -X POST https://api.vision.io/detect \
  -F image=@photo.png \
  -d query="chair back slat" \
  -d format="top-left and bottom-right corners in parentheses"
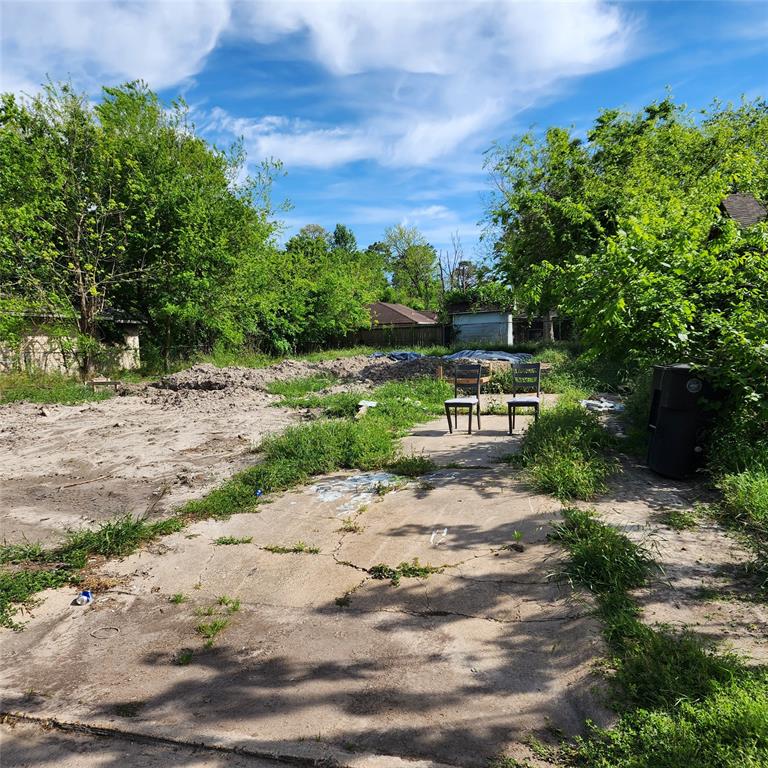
top-left (453, 364), bottom-right (487, 397)
top-left (512, 362), bottom-right (541, 397)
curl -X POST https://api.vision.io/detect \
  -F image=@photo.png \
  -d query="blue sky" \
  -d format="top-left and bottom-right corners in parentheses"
top-left (2, 1), bottom-right (766, 258)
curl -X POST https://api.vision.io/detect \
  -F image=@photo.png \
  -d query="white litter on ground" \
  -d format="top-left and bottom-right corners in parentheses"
top-left (580, 398), bottom-right (625, 412)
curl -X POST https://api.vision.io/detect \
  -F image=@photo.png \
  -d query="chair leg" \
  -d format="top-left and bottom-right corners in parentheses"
top-left (512, 406), bottom-right (516, 430)
top-left (535, 403), bottom-right (540, 421)
top-left (468, 406), bottom-right (472, 434)
top-left (508, 405), bottom-right (512, 435)
top-left (476, 402), bottom-right (481, 430)
top-left (445, 404), bottom-right (453, 434)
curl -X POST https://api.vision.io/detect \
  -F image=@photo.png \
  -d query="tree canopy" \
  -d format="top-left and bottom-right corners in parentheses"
top-left (487, 97), bottom-right (768, 399)
top-left (0, 82), bottom-right (395, 368)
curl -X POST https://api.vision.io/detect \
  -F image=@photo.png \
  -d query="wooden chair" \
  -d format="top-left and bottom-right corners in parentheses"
top-left (507, 363), bottom-right (541, 434)
top-left (444, 364), bottom-right (487, 434)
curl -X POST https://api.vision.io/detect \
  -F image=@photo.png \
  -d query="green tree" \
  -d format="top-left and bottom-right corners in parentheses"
top-left (487, 97), bottom-right (768, 399)
top-left (383, 224), bottom-right (439, 308)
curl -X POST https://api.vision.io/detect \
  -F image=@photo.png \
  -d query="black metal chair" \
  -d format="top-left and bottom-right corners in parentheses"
top-left (507, 362), bottom-right (541, 434)
top-left (444, 364), bottom-right (486, 434)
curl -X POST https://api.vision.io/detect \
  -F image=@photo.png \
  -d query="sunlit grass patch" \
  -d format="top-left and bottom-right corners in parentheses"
top-left (0, 372), bottom-right (113, 405)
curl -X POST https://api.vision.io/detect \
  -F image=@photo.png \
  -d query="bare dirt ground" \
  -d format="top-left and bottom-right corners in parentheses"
top-left (0, 355), bottom-right (439, 546)
top-left (1, 361), bottom-right (766, 767)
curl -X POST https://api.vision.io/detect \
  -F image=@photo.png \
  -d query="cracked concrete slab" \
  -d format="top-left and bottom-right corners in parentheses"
top-left (1, 458), bottom-right (609, 767)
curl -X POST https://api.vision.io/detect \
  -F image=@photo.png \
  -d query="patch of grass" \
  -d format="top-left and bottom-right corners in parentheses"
top-left (195, 618), bottom-right (229, 647)
top-left (175, 649), bottom-right (193, 665)
top-left (0, 515), bottom-right (186, 628)
top-left (0, 543), bottom-right (45, 564)
top-left (263, 541), bottom-right (320, 554)
top-left (551, 505), bottom-right (768, 768)
top-left (0, 567), bottom-right (78, 629)
top-left (388, 454), bottom-right (437, 477)
top-left (213, 536), bottom-right (253, 546)
top-left (169, 593), bottom-right (188, 604)
top-left (719, 470), bottom-right (768, 527)
top-left (551, 507), bottom-right (654, 598)
top-left (0, 372), bottom-right (113, 405)
top-left (519, 401), bottom-right (617, 500)
top-left (369, 558), bottom-right (444, 586)
top-left (217, 595), bottom-right (241, 613)
top-left (570, 671), bottom-right (768, 767)
top-left (266, 373), bottom-right (339, 399)
top-left (660, 508), bottom-right (699, 530)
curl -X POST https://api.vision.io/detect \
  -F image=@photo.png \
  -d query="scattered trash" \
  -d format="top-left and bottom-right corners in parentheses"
top-left (73, 590), bottom-right (93, 606)
top-left (443, 350), bottom-right (534, 364)
top-left (356, 399), bottom-right (378, 418)
top-left (580, 398), bottom-right (625, 412)
top-left (430, 528), bottom-right (449, 546)
top-left (256, 489), bottom-right (263, 497)
top-left (90, 626), bottom-right (119, 639)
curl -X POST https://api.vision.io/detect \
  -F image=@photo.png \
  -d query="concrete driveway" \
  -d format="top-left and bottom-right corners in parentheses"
top-left (1, 415), bottom-right (608, 768)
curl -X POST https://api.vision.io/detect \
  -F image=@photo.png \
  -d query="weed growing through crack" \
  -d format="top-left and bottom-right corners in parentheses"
top-left (175, 649), bottom-right (193, 666)
top-left (169, 593), bottom-right (188, 604)
top-left (369, 558), bottom-right (444, 586)
top-left (196, 618), bottom-right (229, 648)
top-left (263, 541), bottom-right (320, 554)
top-left (338, 518), bottom-right (363, 534)
top-left (213, 536), bottom-right (253, 546)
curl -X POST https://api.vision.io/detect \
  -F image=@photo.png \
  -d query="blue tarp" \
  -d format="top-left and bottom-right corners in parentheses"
top-left (369, 351), bottom-right (424, 361)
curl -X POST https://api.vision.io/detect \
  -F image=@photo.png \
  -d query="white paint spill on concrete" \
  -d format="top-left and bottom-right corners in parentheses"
top-left (310, 472), bottom-right (399, 515)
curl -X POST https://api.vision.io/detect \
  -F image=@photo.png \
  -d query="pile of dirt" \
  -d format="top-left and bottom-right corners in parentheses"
top-left (157, 355), bottom-right (441, 392)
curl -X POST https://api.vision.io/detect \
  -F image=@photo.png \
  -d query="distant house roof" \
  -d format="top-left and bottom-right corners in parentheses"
top-left (721, 193), bottom-right (767, 228)
top-left (368, 302), bottom-right (437, 326)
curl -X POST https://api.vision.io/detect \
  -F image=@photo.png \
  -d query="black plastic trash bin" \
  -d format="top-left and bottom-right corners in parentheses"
top-left (647, 364), bottom-right (714, 479)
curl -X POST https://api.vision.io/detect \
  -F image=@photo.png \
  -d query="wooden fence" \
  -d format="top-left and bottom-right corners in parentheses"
top-left (346, 324), bottom-right (450, 348)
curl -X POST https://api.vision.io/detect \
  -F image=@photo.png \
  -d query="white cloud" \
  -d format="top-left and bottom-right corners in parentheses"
top-left (1, 1), bottom-right (636, 167)
top-left (227, 0), bottom-right (636, 168)
top-left (1, 0), bottom-right (230, 93)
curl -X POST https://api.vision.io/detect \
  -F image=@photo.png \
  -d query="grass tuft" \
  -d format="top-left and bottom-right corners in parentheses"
top-left (213, 536), bottom-right (253, 546)
top-left (196, 618), bottom-right (229, 647)
top-left (263, 541), bottom-right (320, 554)
top-left (519, 401), bottom-right (617, 500)
top-left (0, 372), bottom-right (113, 405)
top-left (388, 454), bottom-right (437, 477)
